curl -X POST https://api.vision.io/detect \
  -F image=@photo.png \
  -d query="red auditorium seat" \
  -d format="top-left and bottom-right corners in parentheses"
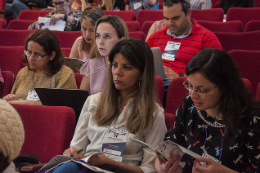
top-left (0, 30), bottom-right (81, 48)
top-left (12, 104), bottom-right (75, 163)
top-left (17, 10), bottom-right (52, 20)
top-left (226, 7), bottom-right (260, 29)
top-left (141, 21), bottom-right (154, 37)
top-left (191, 8), bottom-right (224, 22)
top-left (0, 46), bottom-right (24, 76)
top-left (0, 19), bottom-right (6, 29)
top-left (228, 50), bottom-right (260, 95)
top-left (136, 10), bottom-right (164, 29)
top-left (0, 0), bottom-right (5, 19)
top-left (244, 20), bottom-right (260, 32)
top-left (7, 20), bottom-right (35, 30)
top-left (74, 73), bottom-right (83, 89)
top-left (0, 71), bottom-right (14, 98)
top-left (215, 31), bottom-right (260, 52)
top-left (129, 31), bottom-right (145, 41)
top-left (155, 76), bottom-right (164, 105)
top-left (256, 82), bottom-right (260, 101)
top-left (211, 0), bottom-right (220, 8)
top-left (104, 10), bottom-right (135, 21)
top-left (197, 20), bottom-right (243, 32)
top-left (255, 0), bottom-right (260, 7)
top-left (165, 77), bottom-right (252, 115)
top-left (164, 112), bottom-right (175, 130)
top-left (90, 3), bottom-right (97, 6)
top-left (125, 21), bottom-right (140, 32)
top-left (61, 48), bottom-right (71, 57)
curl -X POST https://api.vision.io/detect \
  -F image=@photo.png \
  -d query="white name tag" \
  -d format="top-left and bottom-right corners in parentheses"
top-left (102, 127), bottom-right (128, 162)
top-left (162, 41), bottom-right (181, 61)
top-left (26, 90), bottom-right (40, 101)
top-left (133, 2), bottom-right (142, 10)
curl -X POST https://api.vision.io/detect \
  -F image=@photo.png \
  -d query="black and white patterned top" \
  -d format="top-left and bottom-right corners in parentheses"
top-left (165, 95), bottom-right (260, 173)
top-left (28, 11), bottom-right (82, 31)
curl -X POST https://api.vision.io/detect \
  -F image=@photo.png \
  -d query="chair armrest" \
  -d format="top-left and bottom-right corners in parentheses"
top-left (21, 163), bottom-right (46, 173)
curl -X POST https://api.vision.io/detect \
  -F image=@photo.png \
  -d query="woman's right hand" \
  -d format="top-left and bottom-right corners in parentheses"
top-left (3, 94), bottom-right (18, 101)
top-left (155, 153), bottom-right (183, 173)
top-left (63, 147), bottom-right (83, 159)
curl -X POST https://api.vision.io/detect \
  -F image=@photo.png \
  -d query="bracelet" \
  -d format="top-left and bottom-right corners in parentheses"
top-left (64, 14), bottom-right (68, 22)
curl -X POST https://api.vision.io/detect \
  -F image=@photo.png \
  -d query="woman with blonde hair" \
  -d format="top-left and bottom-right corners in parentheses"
top-left (100, 0), bottom-right (126, 10)
top-left (79, 15), bottom-right (128, 95)
top-left (69, 6), bottom-right (104, 61)
top-left (52, 38), bottom-right (167, 173)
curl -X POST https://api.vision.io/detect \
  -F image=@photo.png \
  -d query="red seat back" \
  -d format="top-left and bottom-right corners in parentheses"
top-left (197, 20), bottom-right (243, 32)
top-left (0, 46), bottom-right (24, 76)
top-left (228, 50), bottom-right (260, 95)
top-left (61, 48), bottom-right (72, 57)
top-left (191, 8), bottom-right (224, 22)
top-left (215, 31), bottom-right (260, 52)
top-left (141, 21), bottom-right (154, 38)
top-left (129, 31), bottom-right (145, 41)
top-left (8, 20), bottom-right (35, 30)
top-left (0, 0), bottom-right (5, 19)
top-left (136, 10), bottom-right (163, 29)
top-left (244, 20), bottom-right (260, 32)
top-left (53, 31), bottom-right (82, 48)
top-left (155, 76), bottom-right (164, 105)
top-left (104, 10), bottom-right (135, 21)
top-left (0, 19), bottom-right (6, 29)
top-left (0, 29), bottom-right (33, 46)
top-left (226, 7), bottom-right (260, 29)
top-left (0, 71), bottom-right (14, 98)
top-left (125, 21), bottom-right (140, 32)
top-left (74, 73), bottom-right (83, 89)
top-left (18, 10), bottom-right (52, 20)
top-left (12, 104), bottom-right (75, 163)
top-left (211, 0), bottom-right (220, 8)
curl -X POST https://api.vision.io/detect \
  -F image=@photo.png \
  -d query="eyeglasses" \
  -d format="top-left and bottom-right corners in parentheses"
top-left (53, 1), bottom-right (65, 7)
top-left (24, 50), bottom-right (48, 60)
top-left (183, 79), bottom-right (217, 96)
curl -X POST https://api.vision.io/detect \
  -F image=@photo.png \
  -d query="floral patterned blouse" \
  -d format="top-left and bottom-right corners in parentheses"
top-left (165, 95), bottom-right (260, 173)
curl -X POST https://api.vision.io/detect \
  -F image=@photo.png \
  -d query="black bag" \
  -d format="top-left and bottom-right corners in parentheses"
top-left (13, 154), bottom-right (40, 172)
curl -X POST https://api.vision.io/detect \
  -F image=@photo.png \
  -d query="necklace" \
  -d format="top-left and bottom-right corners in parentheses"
top-left (197, 109), bottom-right (225, 128)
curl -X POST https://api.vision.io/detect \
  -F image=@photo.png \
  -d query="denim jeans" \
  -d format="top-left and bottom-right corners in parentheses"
top-left (5, 0), bottom-right (30, 19)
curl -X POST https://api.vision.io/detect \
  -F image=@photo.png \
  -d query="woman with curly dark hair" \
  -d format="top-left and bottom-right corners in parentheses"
top-left (3, 29), bottom-right (77, 105)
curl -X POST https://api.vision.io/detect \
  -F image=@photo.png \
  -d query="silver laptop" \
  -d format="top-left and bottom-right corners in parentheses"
top-left (151, 47), bottom-right (166, 80)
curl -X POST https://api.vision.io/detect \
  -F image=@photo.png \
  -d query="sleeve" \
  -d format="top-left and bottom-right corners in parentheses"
top-left (70, 12), bottom-right (82, 31)
top-left (164, 95), bottom-right (188, 147)
top-left (245, 114), bottom-right (260, 172)
top-left (139, 106), bottom-right (168, 173)
top-left (69, 95), bottom-right (94, 155)
top-left (201, 31), bottom-right (223, 51)
top-left (80, 60), bottom-right (91, 77)
top-left (55, 66), bottom-right (78, 89)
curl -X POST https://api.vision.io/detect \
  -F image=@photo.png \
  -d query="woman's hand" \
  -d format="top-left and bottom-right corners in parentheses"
top-left (3, 94), bottom-right (18, 101)
top-left (155, 153), bottom-right (182, 173)
top-left (63, 147), bottom-right (83, 159)
top-left (49, 14), bottom-right (65, 25)
top-left (87, 154), bottom-right (115, 167)
top-left (192, 157), bottom-right (238, 173)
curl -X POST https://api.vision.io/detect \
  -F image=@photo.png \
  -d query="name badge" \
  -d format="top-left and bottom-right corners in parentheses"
top-left (26, 90), bottom-right (40, 101)
top-left (133, 2), bottom-right (142, 10)
top-left (202, 149), bottom-right (222, 164)
top-left (162, 41), bottom-right (181, 61)
top-left (102, 126), bottom-right (128, 162)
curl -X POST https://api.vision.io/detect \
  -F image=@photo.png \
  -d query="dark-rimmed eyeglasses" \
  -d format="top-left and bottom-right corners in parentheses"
top-left (53, 1), bottom-right (65, 7)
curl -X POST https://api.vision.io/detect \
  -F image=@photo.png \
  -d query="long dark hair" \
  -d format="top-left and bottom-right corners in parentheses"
top-left (186, 48), bottom-right (260, 141)
top-left (93, 39), bottom-right (158, 134)
top-left (23, 29), bottom-right (64, 76)
top-left (0, 152), bottom-right (9, 173)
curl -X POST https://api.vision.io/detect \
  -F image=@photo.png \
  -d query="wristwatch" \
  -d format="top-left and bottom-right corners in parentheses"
top-left (178, 73), bottom-right (184, 77)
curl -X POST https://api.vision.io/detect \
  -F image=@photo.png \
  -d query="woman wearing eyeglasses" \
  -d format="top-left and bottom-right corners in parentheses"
top-left (2, 29), bottom-right (77, 104)
top-left (155, 48), bottom-right (260, 173)
top-left (28, 0), bottom-right (82, 31)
